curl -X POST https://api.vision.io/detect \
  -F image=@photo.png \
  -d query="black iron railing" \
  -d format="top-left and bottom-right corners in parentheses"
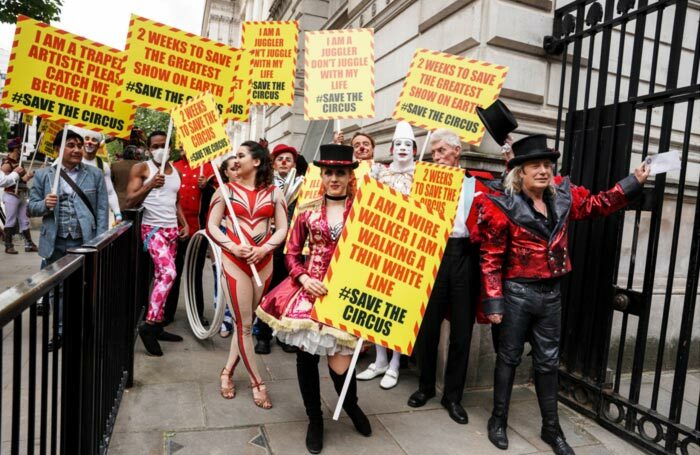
top-left (0, 254), bottom-right (84, 455)
top-left (545, 1), bottom-right (700, 454)
top-left (0, 209), bottom-right (146, 454)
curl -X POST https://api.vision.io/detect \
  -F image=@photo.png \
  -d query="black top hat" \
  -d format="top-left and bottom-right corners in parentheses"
top-left (507, 134), bottom-right (560, 170)
top-left (313, 144), bottom-right (359, 169)
top-left (476, 99), bottom-right (518, 146)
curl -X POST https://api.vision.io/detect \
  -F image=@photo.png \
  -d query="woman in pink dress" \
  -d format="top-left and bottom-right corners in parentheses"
top-left (256, 144), bottom-right (371, 453)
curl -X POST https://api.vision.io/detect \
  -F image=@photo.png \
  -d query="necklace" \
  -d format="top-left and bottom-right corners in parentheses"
top-left (325, 194), bottom-right (348, 201)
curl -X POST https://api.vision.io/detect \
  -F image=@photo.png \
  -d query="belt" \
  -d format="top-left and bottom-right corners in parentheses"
top-left (508, 278), bottom-right (560, 293)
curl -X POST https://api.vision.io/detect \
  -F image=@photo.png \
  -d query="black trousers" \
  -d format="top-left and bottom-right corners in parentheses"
top-left (493, 279), bottom-right (562, 428)
top-left (414, 238), bottom-right (478, 403)
top-left (498, 280), bottom-right (561, 374)
top-left (163, 236), bottom-right (207, 323)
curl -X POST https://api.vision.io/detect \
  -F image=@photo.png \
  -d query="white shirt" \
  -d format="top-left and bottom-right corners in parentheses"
top-left (58, 165), bottom-right (82, 196)
top-left (450, 177), bottom-right (475, 239)
top-left (0, 171), bottom-right (19, 188)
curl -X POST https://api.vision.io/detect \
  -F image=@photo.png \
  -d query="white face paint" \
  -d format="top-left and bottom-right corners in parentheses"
top-left (392, 138), bottom-right (414, 166)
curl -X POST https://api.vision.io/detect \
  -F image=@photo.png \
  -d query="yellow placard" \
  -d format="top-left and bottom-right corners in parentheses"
top-left (227, 49), bottom-right (253, 122)
top-left (23, 114), bottom-right (34, 125)
top-left (96, 142), bottom-right (109, 161)
top-left (1, 16), bottom-right (135, 137)
top-left (118, 14), bottom-right (240, 119)
top-left (284, 163), bottom-right (321, 253)
top-left (304, 29), bottom-right (374, 120)
top-left (311, 176), bottom-right (450, 354)
top-left (36, 119), bottom-right (63, 158)
top-left (393, 49), bottom-right (508, 145)
top-left (355, 160), bottom-right (372, 184)
top-left (409, 161), bottom-right (465, 227)
top-left (172, 92), bottom-right (231, 168)
top-left (242, 21), bottom-right (299, 106)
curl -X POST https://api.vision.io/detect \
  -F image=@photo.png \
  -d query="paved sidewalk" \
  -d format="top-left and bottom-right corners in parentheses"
top-left (110, 309), bottom-right (645, 455)
top-left (0, 233), bottom-right (647, 455)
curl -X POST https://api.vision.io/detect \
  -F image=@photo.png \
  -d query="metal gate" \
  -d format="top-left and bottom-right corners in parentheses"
top-left (544, 1), bottom-right (700, 453)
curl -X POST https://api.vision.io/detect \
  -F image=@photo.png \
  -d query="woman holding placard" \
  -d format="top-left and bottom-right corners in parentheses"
top-left (206, 141), bottom-right (288, 409)
top-left (256, 144), bottom-right (372, 454)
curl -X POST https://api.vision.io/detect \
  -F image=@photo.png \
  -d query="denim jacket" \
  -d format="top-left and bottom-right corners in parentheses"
top-left (28, 164), bottom-right (109, 259)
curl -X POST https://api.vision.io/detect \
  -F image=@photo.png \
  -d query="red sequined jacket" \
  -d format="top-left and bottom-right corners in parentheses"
top-left (471, 174), bottom-right (642, 315)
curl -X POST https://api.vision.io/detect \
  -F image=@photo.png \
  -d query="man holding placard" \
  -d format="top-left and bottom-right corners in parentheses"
top-left (407, 129), bottom-right (479, 425)
top-left (77, 129), bottom-right (123, 223)
top-left (28, 130), bottom-right (109, 350)
top-left (126, 131), bottom-right (188, 357)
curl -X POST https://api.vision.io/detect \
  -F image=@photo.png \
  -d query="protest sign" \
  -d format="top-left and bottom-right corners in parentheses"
top-left (304, 28), bottom-right (374, 120)
top-left (312, 176), bottom-right (450, 355)
top-left (227, 49), bottom-right (253, 122)
top-left (409, 161), bottom-right (465, 227)
top-left (118, 14), bottom-right (239, 118)
top-left (284, 163), bottom-right (321, 253)
top-left (96, 142), bottom-right (109, 161)
top-left (23, 114), bottom-right (34, 125)
top-left (242, 21), bottom-right (299, 106)
top-left (1, 15), bottom-right (135, 137)
top-left (355, 160), bottom-right (372, 186)
top-left (172, 92), bottom-right (231, 168)
top-left (393, 49), bottom-right (508, 145)
top-left (35, 119), bottom-right (63, 158)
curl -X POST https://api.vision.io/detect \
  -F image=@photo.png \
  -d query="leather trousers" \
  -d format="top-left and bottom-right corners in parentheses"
top-left (498, 280), bottom-right (561, 374)
top-left (492, 279), bottom-right (562, 430)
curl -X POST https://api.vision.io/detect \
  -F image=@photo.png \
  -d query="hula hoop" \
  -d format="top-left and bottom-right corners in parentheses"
top-left (184, 229), bottom-right (225, 339)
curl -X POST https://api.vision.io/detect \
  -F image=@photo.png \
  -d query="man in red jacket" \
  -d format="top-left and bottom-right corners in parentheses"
top-left (473, 134), bottom-right (649, 455)
top-left (163, 154), bottom-right (213, 325)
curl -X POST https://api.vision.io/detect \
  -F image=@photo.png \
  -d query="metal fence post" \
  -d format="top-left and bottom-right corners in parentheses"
top-left (59, 255), bottom-right (87, 454)
top-left (123, 208), bottom-right (146, 388)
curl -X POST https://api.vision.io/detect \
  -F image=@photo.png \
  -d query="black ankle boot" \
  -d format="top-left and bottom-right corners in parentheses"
top-left (328, 368), bottom-right (372, 436)
top-left (489, 360), bottom-right (516, 450)
top-left (297, 352), bottom-right (324, 453)
top-left (138, 322), bottom-right (163, 356)
top-left (535, 372), bottom-right (574, 455)
top-left (305, 419), bottom-right (324, 454)
top-left (154, 323), bottom-right (183, 342)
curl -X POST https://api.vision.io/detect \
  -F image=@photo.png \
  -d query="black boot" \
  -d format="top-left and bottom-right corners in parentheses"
top-left (488, 360), bottom-right (516, 450)
top-left (297, 351), bottom-right (323, 453)
top-left (328, 367), bottom-right (372, 436)
top-left (535, 372), bottom-right (575, 455)
top-left (154, 323), bottom-right (183, 342)
top-left (138, 322), bottom-right (163, 356)
top-left (255, 337), bottom-right (271, 354)
top-left (4, 227), bottom-right (17, 254)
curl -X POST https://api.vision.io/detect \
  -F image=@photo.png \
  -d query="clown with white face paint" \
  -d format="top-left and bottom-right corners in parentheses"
top-left (71, 127), bottom-right (122, 222)
top-left (369, 121), bottom-right (416, 196)
top-left (358, 121), bottom-right (417, 390)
